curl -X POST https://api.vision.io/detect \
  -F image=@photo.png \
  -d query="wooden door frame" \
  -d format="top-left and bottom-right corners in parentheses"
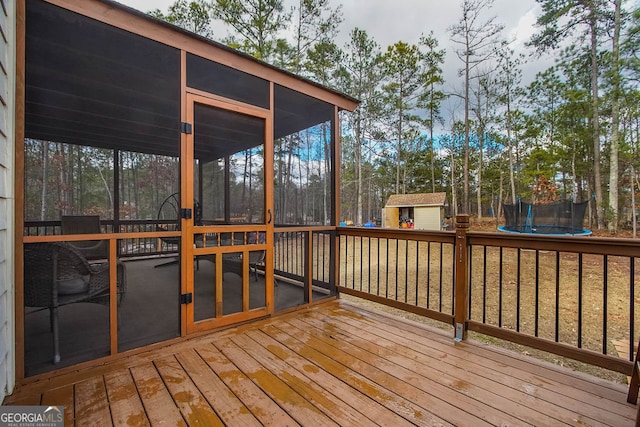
top-left (182, 92), bottom-right (274, 334)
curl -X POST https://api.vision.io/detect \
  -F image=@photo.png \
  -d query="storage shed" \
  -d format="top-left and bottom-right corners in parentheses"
top-left (383, 193), bottom-right (447, 230)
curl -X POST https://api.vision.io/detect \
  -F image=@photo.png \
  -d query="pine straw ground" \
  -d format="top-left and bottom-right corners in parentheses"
top-left (336, 219), bottom-right (640, 384)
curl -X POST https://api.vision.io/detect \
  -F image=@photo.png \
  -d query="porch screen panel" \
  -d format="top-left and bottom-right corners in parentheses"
top-left (272, 85), bottom-right (337, 310)
top-left (23, 0), bottom-right (183, 373)
top-left (273, 85), bottom-right (335, 226)
top-left (23, 242), bottom-right (116, 376)
top-left (187, 53), bottom-right (270, 109)
top-left (194, 104), bottom-right (265, 224)
top-left (25, 0), bottom-right (181, 158)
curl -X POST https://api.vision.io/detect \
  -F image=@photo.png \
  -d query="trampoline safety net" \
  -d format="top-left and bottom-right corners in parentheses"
top-left (502, 200), bottom-right (589, 234)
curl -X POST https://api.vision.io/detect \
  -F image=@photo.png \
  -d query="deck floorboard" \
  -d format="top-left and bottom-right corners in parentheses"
top-left (4, 300), bottom-right (637, 426)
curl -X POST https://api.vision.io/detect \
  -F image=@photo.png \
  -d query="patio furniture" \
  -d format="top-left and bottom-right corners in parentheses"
top-left (247, 231), bottom-right (267, 281)
top-left (24, 242), bottom-right (127, 364)
top-left (155, 192), bottom-right (203, 268)
top-left (248, 251), bottom-right (266, 281)
top-left (61, 215), bottom-right (108, 260)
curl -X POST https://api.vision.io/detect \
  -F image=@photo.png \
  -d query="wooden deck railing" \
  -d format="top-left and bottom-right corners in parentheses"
top-left (337, 214), bottom-right (640, 376)
top-left (273, 227), bottom-right (336, 297)
top-left (337, 226), bottom-right (456, 325)
top-left (25, 220), bottom-right (182, 258)
top-left (24, 217), bottom-right (639, 375)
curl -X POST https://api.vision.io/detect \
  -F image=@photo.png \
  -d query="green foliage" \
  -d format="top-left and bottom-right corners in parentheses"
top-left (147, 0), bottom-right (640, 227)
top-left (210, 0), bottom-right (290, 60)
top-left (148, 0), bottom-right (214, 37)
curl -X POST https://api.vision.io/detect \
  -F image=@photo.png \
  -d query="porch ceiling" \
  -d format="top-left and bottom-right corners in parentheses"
top-left (24, 0), bottom-right (334, 161)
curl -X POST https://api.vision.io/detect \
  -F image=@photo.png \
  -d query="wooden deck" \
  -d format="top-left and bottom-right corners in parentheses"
top-left (4, 300), bottom-right (637, 426)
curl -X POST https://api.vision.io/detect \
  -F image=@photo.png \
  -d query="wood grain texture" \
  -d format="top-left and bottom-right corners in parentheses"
top-left (3, 301), bottom-right (637, 426)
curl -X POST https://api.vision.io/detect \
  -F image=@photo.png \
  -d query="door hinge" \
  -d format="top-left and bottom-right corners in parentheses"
top-left (181, 208), bottom-right (192, 219)
top-left (181, 122), bottom-right (193, 134)
top-left (180, 293), bottom-right (193, 304)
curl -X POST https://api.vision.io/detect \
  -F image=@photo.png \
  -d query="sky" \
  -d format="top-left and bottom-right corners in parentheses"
top-left (117, 0), bottom-right (556, 125)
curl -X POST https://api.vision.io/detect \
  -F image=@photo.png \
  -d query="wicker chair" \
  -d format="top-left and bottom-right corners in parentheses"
top-left (23, 242), bottom-right (126, 364)
top-left (61, 215), bottom-right (108, 260)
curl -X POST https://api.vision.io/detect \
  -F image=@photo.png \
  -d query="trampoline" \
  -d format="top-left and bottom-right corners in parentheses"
top-left (499, 200), bottom-right (592, 236)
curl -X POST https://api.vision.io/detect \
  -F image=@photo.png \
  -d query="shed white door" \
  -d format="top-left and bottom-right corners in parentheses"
top-left (414, 206), bottom-right (441, 230)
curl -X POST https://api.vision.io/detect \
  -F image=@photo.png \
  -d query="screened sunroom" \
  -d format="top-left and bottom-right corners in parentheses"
top-left (18, 0), bottom-right (357, 377)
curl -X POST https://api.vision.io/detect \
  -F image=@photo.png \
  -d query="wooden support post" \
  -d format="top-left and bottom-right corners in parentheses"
top-left (454, 214), bottom-right (470, 341)
top-left (628, 339), bottom-right (640, 426)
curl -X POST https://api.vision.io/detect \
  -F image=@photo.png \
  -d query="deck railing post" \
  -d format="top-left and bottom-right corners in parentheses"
top-left (454, 214), bottom-right (470, 341)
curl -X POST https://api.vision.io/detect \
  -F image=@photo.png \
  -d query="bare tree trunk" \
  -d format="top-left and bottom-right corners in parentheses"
top-left (285, 136), bottom-right (294, 223)
top-left (276, 140), bottom-right (284, 223)
top-left (632, 163), bottom-right (637, 238)
top-left (56, 143), bottom-right (68, 217)
top-left (590, 16), bottom-right (605, 229)
top-left (451, 145), bottom-right (457, 218)
top-left (355, 115), bottom-right (363, 226)
top-left (77, 146), bottom-right (82, 212)
top-left (396, 107), bottom-right (403, 195)
top-left (477, 123), bottom-right (484, 219)
top-left (607, 0), bottom-right (622, 233)
top-left (97, 166), bottom-right (113, 210)
top-left (40, 142), bottom-right (49, 221)
top-left (242, 150), bottom-right (249, 216)
top-left (498, 172), bottom-right (504, 222)
top-left (323, 123), bottom-right (329, 225)
top-left (131, 153), bottom-right (139, 218)
top-left (508, 142), bottom-right (516, 204)
top-left (506, 89), bottom-right (516, 204)
top-left (572, 140), bottom-right (578, 201)
top-left (430, 109), bottom-right (436, 193)
top-left (463, 54), bottom-right (470, 213)
top-left (300, 140), bottom-right (305, 223)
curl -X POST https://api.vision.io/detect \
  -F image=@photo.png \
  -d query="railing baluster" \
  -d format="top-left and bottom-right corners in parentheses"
top-left (499, 247), bottom-right (503, 328)
top-left (555, 251), bottom-right (560, 343)
top-left (404, 239), bottom-right (409, 303)
top-left (415, 241), bottom-right (419, 306)
top-left (359, 235), bottom-right (363, 291)
top-left (427, 242), bottom-right (431, 309)
top-left (467, 247), bottom-right (475, 319)
top-left (517, 248), bottom-right (521, 332)
top-left (343, 234), bottom-right (348, 287)
top-left (368, 236), bottom-right (372, 294)
top-left (535, 250), bottom-right (539, 337)
top-left (578, 252), bottom-right (583, 349)
top-left (603, 255), bottom-right (608, 355)
top-left (439, 242), bottom-right (443, 313)
top-left (483, 245), bottom-right (487, 323)
top-left (377, 237), bottom-right (381, 297)
top-left (450, 242), bottom-right (455, 315)
top-left (385, 238), bottom-right (389, 299)
top-left (395, 239), bottom-right (399, 301)
top-left (631, 257), bottom-right (636, 362)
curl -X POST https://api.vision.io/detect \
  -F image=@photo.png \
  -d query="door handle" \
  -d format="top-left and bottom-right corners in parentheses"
top-left (267, 209), bottom-right (273, 224)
